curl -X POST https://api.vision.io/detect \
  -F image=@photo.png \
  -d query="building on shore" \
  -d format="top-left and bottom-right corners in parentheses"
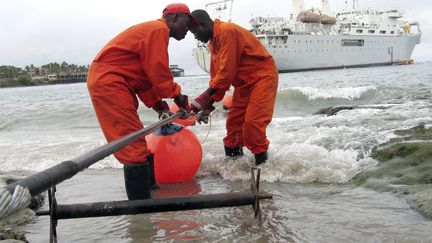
top-left (0, 63), bottom-right (89, 87)
top-left (46, 72), bottom-right (87, 80)
top-left (169, 65), bottom-right (185, 77)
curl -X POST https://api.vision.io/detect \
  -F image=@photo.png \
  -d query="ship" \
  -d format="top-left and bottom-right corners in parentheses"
top-left (193, 0), bottom-right (422, 73)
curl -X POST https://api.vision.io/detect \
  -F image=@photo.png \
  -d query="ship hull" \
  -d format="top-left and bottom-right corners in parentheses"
top-left (193, 34), bottom-right (420, 73)
top-left (269, 34), bottom-right (420, 72)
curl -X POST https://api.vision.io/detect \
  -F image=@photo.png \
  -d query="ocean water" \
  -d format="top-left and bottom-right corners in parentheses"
top-left (1, 63), bottom-right (432, 242)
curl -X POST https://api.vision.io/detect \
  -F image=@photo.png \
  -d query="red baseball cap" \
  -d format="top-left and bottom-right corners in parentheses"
top-left (162, 3), bottom-right (199, 28)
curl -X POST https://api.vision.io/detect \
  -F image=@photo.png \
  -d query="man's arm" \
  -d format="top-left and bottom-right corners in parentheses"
top-left (209, 28), bottom-right (242, 92)
top-left (140, 28), bottom-right (181, 99)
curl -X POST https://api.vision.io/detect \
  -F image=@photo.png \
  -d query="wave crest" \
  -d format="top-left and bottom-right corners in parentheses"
top-left (280, 86), bottom-right (378, 101)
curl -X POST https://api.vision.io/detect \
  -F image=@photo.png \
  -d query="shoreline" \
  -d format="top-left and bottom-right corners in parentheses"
top-left (0, 78), bottom-right (86, 89)
top-left (354, 124), bottom-right (432, 219)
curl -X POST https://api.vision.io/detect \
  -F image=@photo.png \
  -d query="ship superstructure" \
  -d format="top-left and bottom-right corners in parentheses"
top-left (193, 0), bottom-right (421, 73)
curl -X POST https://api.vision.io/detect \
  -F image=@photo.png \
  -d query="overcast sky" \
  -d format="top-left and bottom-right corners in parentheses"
top-left (1, 0), bottom-right (430, 75)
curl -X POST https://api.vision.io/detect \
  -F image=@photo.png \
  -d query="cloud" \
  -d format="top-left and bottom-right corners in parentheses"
top-left (1, 0), bottom-right (430, 74)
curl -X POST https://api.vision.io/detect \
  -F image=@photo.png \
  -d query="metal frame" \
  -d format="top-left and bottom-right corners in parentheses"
top-left (38, 168), bottom-right (270, 242)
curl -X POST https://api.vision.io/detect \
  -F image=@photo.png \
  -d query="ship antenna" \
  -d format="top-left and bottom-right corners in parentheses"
top-left (228, 0), bottom-right (233, 22)
top-left (353, 0), bottom-right (359, 10)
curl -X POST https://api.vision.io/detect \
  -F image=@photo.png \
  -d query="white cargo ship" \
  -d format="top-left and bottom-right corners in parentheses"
top-left (193, 0), bottom-right (422, 73)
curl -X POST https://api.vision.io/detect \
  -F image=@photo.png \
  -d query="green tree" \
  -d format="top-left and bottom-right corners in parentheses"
top-left (17, 76), bottom-right (32, 85)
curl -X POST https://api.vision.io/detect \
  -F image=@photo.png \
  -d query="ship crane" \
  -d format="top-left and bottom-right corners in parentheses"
top-left (344, 0), bottom-right (359, 11)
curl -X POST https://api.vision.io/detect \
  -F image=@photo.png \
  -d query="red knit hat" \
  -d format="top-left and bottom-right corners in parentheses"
top-left (162, 3), bottom-right (199, 28)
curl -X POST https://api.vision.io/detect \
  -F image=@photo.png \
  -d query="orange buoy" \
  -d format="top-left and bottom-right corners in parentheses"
top-left (155, 219), bottom-right (204, 240)
top-left (153, 180), bottom-right (201, 197)
top-left (222, 94), bottom-right (233, 110)
top-left (152, 181), bottom-right (203, 240)
top-left (146, 124), bottom-right (202, 183)
top-left (170, 103), bottom-right (196, 127)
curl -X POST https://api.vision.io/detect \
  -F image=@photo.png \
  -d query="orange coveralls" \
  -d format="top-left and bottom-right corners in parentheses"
top-left (209, 19), bottom-right (278, 155)
top-left (87, 18), bottom-right (181, 164)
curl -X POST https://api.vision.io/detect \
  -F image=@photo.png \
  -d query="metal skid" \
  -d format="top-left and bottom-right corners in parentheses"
top-left (39, 168), bottom-right (271, 242)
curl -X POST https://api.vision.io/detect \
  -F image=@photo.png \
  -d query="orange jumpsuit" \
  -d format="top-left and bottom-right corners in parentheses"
top-left (209, 19), bottom-right (278, 155)
top-left (87, 18), bottom-right (181, 164)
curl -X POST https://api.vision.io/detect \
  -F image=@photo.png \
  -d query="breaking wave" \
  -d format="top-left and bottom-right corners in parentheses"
top-left (282, 86), bottom-right (378, 100)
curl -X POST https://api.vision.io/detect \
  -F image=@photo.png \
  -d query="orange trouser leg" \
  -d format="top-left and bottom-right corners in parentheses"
top-left (224, 74), bottom-right (278, 154)
top-left (223, 85), bottom-right (249, 149)
top-left (243, 74), bottom-right (277, 154)
top-left (88, 79), bottom-right (150, 164)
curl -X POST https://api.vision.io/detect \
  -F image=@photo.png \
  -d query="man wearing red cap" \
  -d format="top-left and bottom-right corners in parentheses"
top-left (87, 3), bottom-right (197, 200)
top-left (189, 10), bottom-right (278, 166)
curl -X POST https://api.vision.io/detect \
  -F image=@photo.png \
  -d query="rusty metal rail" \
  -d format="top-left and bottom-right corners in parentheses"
top-left (36, 168), bottom-right (271, 243)
top-left (37, 191), bottom-right (272, 219)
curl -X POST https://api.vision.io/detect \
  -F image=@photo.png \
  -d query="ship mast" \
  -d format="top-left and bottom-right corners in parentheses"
top-left (205, 0), bottom-right (234, 22)
top-left (291, 0), bottom-right (305, 19)
top-left (344, 0), bottom-right (359, 11)
top-left (321, 0), bottom-right (332, 15)
top-left (352, 0), bottom-right (359, 10)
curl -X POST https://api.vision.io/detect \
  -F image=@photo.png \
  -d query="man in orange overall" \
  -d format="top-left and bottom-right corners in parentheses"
top-left (189, 10), bottom-right (278, 166)
top-left (87, 3), bottom-right (197, 200)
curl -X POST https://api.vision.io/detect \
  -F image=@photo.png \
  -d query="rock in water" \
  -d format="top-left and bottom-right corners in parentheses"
top-left (354, 124), bottom-right (432, 219)
top-left (314, 106), bottom-right (355, 116)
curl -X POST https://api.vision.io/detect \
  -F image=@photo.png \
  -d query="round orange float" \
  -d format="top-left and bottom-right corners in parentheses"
top-left (222, 94), bottom-right (233, 111)
top-left (146, 124), bottom-right (202, 183)
top-left (170, 103), bottom-right (196, 127)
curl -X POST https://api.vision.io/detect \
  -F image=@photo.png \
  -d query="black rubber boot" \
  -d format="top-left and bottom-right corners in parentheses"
top-left (254, 151), bottom-right (268, 165)
top-left (147, 153), bottom-right (158, 190)
top-left (123, 153), bottom-right (156, 200)
top-left (224, 146), bottom-right (244, 157)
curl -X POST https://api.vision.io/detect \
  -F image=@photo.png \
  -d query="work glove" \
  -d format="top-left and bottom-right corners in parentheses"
top-left (152, 100), bottom-right (171, 119)
top-left (174, 94), bottom-right (191, 119)
top-left (191, 89), bottom-right (214, 113)
top-left (196, 103), bottom-right (215, 124)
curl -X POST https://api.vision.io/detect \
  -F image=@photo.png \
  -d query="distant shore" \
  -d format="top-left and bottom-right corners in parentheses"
top-left (0, 61), bottom-right (195, 89)
top-left (0, 78), bottom-right (86, 88)
top-left (0, 62), bottom-right (89, 88)
top-left (0, 75), bottom-right (211, 89)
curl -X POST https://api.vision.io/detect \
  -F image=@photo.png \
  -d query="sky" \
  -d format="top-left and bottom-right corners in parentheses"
top-left (1, 0), bottom-right (431, 75)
